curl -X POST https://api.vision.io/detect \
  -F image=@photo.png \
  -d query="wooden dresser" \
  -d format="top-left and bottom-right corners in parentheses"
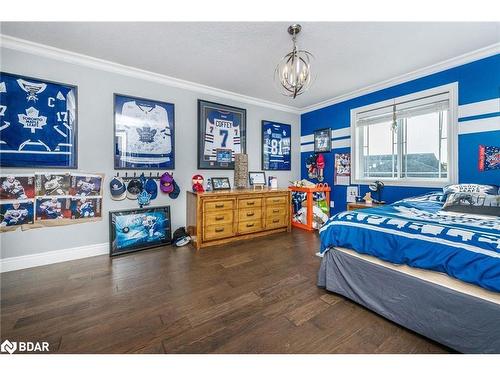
top-left (186, 188), bottom-right (291, 249)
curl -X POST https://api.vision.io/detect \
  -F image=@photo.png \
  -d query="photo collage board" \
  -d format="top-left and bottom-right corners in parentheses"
top-left (0, 172), bottom-right (104, 232)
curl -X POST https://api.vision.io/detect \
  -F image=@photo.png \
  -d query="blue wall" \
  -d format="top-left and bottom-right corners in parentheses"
top-left (301, 54), bottom-right (500, 213)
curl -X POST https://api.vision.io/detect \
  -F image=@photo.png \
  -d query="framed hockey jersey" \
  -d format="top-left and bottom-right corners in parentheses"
top-left (114, 94), bottom-right (175, 169)
top-left (0, 72), bottom-right (78, 168)
top-left (198, 99), bottom-right (246, 170)
top-left (262, 120), bottom-right (291, 171)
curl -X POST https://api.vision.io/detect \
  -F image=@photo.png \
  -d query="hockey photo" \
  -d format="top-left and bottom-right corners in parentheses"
top-left (0, 72), bottom-right (78, 168)
top-left (262, 120), bottom-right (291, 171)
top-left (0, 174), bottom-right (35, 200)
top-left (0, 199), bottom-right (34, 228)
top-left (71, 196), bottom-right (102, 219)
top-left (70, 173), bottom-right (103, 196)
top-left (35, 197), bottom-right (72, 221)
top-left (109, 206), bottom-right (171, 256)
top-left (198, 99), bottom-right (246, 169)
top-left (35, 173), bottom-right (71, 196)
top-left (114, 94), bottom-right (175, 169)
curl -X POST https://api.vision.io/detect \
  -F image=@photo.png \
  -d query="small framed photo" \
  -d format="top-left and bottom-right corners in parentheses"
top-left (211, 177), bottom-right (231, 191)
top-left (198, 99), bottom-right (246, 170)
top-left (249, 171), bottom-right (266, 186)
top-left (262, 120), bottom-right (291, 171)
top-left (0, 72), bottom-right (78, 169)
top-left (314, 128), bottom-right (332, 153)
top-left (114, 94), bottom-right (175, 170)
top-left (109, 206), bottom-right (172, 257)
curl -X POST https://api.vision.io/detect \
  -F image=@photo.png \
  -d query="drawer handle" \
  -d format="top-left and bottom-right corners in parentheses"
top-left (246, 223), bottom-right (255, 228)
top-left (272, 219), bottom-right (280, 223)
top-left (273, 199), bottom-right (281, 203)
top-left (246, 212), bottom-right (255, 217)
top-left (215, 204), bottom-right (225, 208)
top-left (215, 216), bottom-right (224, 221)
top-left (246, 201), bottom-right (255, 205)
top-left (215, 227), bottom-right (225, 233)
top-left (272, 209), bottom-right (280, 213)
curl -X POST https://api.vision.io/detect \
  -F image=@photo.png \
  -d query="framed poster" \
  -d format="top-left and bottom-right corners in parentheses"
top-left (198, 99), bottom-right (246, 169)
top-left (334, 153), bottom-right (351, 185)
top-left (262, 120), bottom-right (291, 171)
top-left (114, 94), bottom-right (175, 170)
top-left (314, 128), bottom-right (332, 153)
top-left (109, 206), bottom-right (172, 257)
top-left (0, 72), bottom-right (78, 168)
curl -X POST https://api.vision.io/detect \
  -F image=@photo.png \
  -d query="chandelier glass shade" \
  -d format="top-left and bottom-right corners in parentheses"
top-left (274, 24), bottom-right (314, 99)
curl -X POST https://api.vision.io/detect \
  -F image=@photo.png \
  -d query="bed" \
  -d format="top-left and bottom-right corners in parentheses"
top-left (317, 192), bottom-right (500, 353)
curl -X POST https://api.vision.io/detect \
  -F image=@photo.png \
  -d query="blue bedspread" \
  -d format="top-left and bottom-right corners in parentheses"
top-left (319, 193), bottom-right (500, 292)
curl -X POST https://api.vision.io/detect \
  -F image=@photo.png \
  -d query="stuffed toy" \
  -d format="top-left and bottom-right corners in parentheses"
top-left (192, 174), bottom-right (205, 193)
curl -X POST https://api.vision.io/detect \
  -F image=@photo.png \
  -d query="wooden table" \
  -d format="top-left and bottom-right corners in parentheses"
top-left (347, 201), bottom-right (385, 211)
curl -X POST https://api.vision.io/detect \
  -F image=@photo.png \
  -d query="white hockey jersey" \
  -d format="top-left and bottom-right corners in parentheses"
top-left (203, 110), bottom-right (241, 162)
top-left (117, 100), bottom-right (172, 165)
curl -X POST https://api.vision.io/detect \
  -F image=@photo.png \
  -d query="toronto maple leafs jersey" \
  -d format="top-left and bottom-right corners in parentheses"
top-left (0, 73), bottom-right (76, 167)
top-left (116, 100), bottom-right (172, 166)
top-left (203, 110), bottom-right (241, 161)
top-left (263, 124), bottom-right (291, 170)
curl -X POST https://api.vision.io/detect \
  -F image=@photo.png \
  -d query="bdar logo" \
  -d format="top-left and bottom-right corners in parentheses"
top-left (1, 339), bottom-right (17, 354)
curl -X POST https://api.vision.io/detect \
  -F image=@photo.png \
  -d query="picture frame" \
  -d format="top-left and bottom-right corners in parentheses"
top-left (114, 94), bottom-right (175, 170)
top-left (197, 99), bottom-right (246, 170)
top-left (0, 71), bottom-right (78, 169)
top-left (211, 177), bottom-right (231, 191)
top-left (261, 120), bottom-right (291, 171)
top-left (314, 128), bottom-right (332, 153)
top-left (248, 171), bottom-right (266, 186)
top-left (109, 206), bottom-right (172, 257)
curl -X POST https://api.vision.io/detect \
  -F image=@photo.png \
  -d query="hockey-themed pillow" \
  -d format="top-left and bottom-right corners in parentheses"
top-left (0, 72), bottom-right (77, 168)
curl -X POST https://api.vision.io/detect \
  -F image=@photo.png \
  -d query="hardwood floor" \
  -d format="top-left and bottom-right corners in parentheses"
top-left (0, 230), bottom-right (451, 353)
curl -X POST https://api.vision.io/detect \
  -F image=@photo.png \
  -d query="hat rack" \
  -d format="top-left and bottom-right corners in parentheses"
top-left (114, 171), bottom-right (171, 182)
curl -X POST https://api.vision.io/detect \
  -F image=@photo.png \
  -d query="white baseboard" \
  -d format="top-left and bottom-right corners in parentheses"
top-left (0, 242), bottom-right (109, 273)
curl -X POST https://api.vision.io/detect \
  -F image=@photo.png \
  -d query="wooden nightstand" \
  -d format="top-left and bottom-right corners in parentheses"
top-left (347, 202), bottom-right (385, 211)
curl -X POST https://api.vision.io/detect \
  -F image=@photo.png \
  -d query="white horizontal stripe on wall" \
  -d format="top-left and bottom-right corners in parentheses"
top-left (300, 143), bottom-right (314, 152)
top-left (300, 134), bottom-right (314, 144)
top-left (332, 127), bottom-right (350, 139)
top-left (458, 116), bottom-right (500, 135)
top-left (332, 138), bottom-right (351, 149)
top-left (458, 98), bottom-right (500, 118)
top-left (0, 242), bottom-right (108, 273)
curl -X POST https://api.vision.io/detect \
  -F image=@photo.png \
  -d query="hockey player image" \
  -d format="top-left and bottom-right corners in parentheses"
top-left (1, 175), bottom-right (28, 199)
top-left (0, 202), bottom-right (29, 227)
top-left (76, 177), bottom-right (97, 196)
top-left (142, 215), bottom-right (160, 237)
top-left (39, 173), bottom-right (70, 196)
top-left (77, 198), bottom-right (95, 218)
top-left (38, 198), bottom-right (63, 220)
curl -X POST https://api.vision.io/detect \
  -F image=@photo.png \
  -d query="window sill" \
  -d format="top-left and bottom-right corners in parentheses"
top-left (351, 178), bottom-right (454, 188)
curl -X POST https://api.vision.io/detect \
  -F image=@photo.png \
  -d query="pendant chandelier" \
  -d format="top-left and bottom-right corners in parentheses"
top-left (274, 24), bottom-right (314, 99)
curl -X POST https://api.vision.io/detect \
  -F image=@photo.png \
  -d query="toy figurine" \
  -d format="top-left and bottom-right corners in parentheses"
top-left (363, 191), bottom-right (373, 204)
top-left (192, 174), bottom-right (205, 193)
top-left (316, 153), bottom-right (325, 182)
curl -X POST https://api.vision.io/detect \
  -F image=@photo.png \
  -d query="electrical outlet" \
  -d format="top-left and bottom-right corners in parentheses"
top-left (330, 201), bottom-right (335, 208)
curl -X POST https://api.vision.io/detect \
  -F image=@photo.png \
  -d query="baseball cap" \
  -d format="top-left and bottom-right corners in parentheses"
top-left (144, 178), bottom-right (158, 200)
top-left (126, 178), bottom-right (143, 200)
top-left (160, 172), bottom-right (174, 193)
top-left (169, 180), bottom-right (180, 199)
top-left (110, 177), bottom-right (126, 201)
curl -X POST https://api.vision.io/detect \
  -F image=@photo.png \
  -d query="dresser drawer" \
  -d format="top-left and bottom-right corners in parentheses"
top-left (204, 210), bottom-right (234, 225)
top-left (265, 205), bottom-right (288, 218)
top-left (238, 219), bottom-right (262, 234)
top-left (238, 208), bottom-right (262, 222)
top-left (265, 215), bottom-right (288, 229)
top-left (204, 199), bottom-right (234, 212)
top-left (238, 197), bottom-right (262, 209)
top-left (203, 223), bottom-right (234, 241)
top-left (266, 195), bottom-right (288, 206)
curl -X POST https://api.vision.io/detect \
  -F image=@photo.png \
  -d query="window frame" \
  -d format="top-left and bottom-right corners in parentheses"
top-left (350, 83), bottom-right (458, 188)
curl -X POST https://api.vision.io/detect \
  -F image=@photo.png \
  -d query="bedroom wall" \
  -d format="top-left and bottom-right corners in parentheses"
top-left (301, 53), bottom-right (500, 213)
top-left (0, 45), bottom-right (301, 262)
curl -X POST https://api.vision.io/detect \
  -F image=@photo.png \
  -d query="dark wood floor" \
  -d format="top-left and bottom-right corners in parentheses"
top-left (0, 230), bottom-right (451, 353)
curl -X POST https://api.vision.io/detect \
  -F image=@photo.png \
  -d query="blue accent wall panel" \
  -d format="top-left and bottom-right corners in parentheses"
top-left (301, 54), bottom-right (500, 214)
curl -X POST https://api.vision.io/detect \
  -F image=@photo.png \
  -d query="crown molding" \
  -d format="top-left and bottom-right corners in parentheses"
top-left (0, 34), bottom-right (300, 115)
top-left (299, 42), bottom-right (500, 114)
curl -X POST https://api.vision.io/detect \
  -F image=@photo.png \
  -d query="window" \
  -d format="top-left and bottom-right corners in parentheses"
top-left (351, 84), bottom-right (458, 187)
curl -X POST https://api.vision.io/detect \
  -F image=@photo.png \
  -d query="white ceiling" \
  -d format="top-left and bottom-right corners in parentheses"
top-left (1, 22), bottom-right (499, 109)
